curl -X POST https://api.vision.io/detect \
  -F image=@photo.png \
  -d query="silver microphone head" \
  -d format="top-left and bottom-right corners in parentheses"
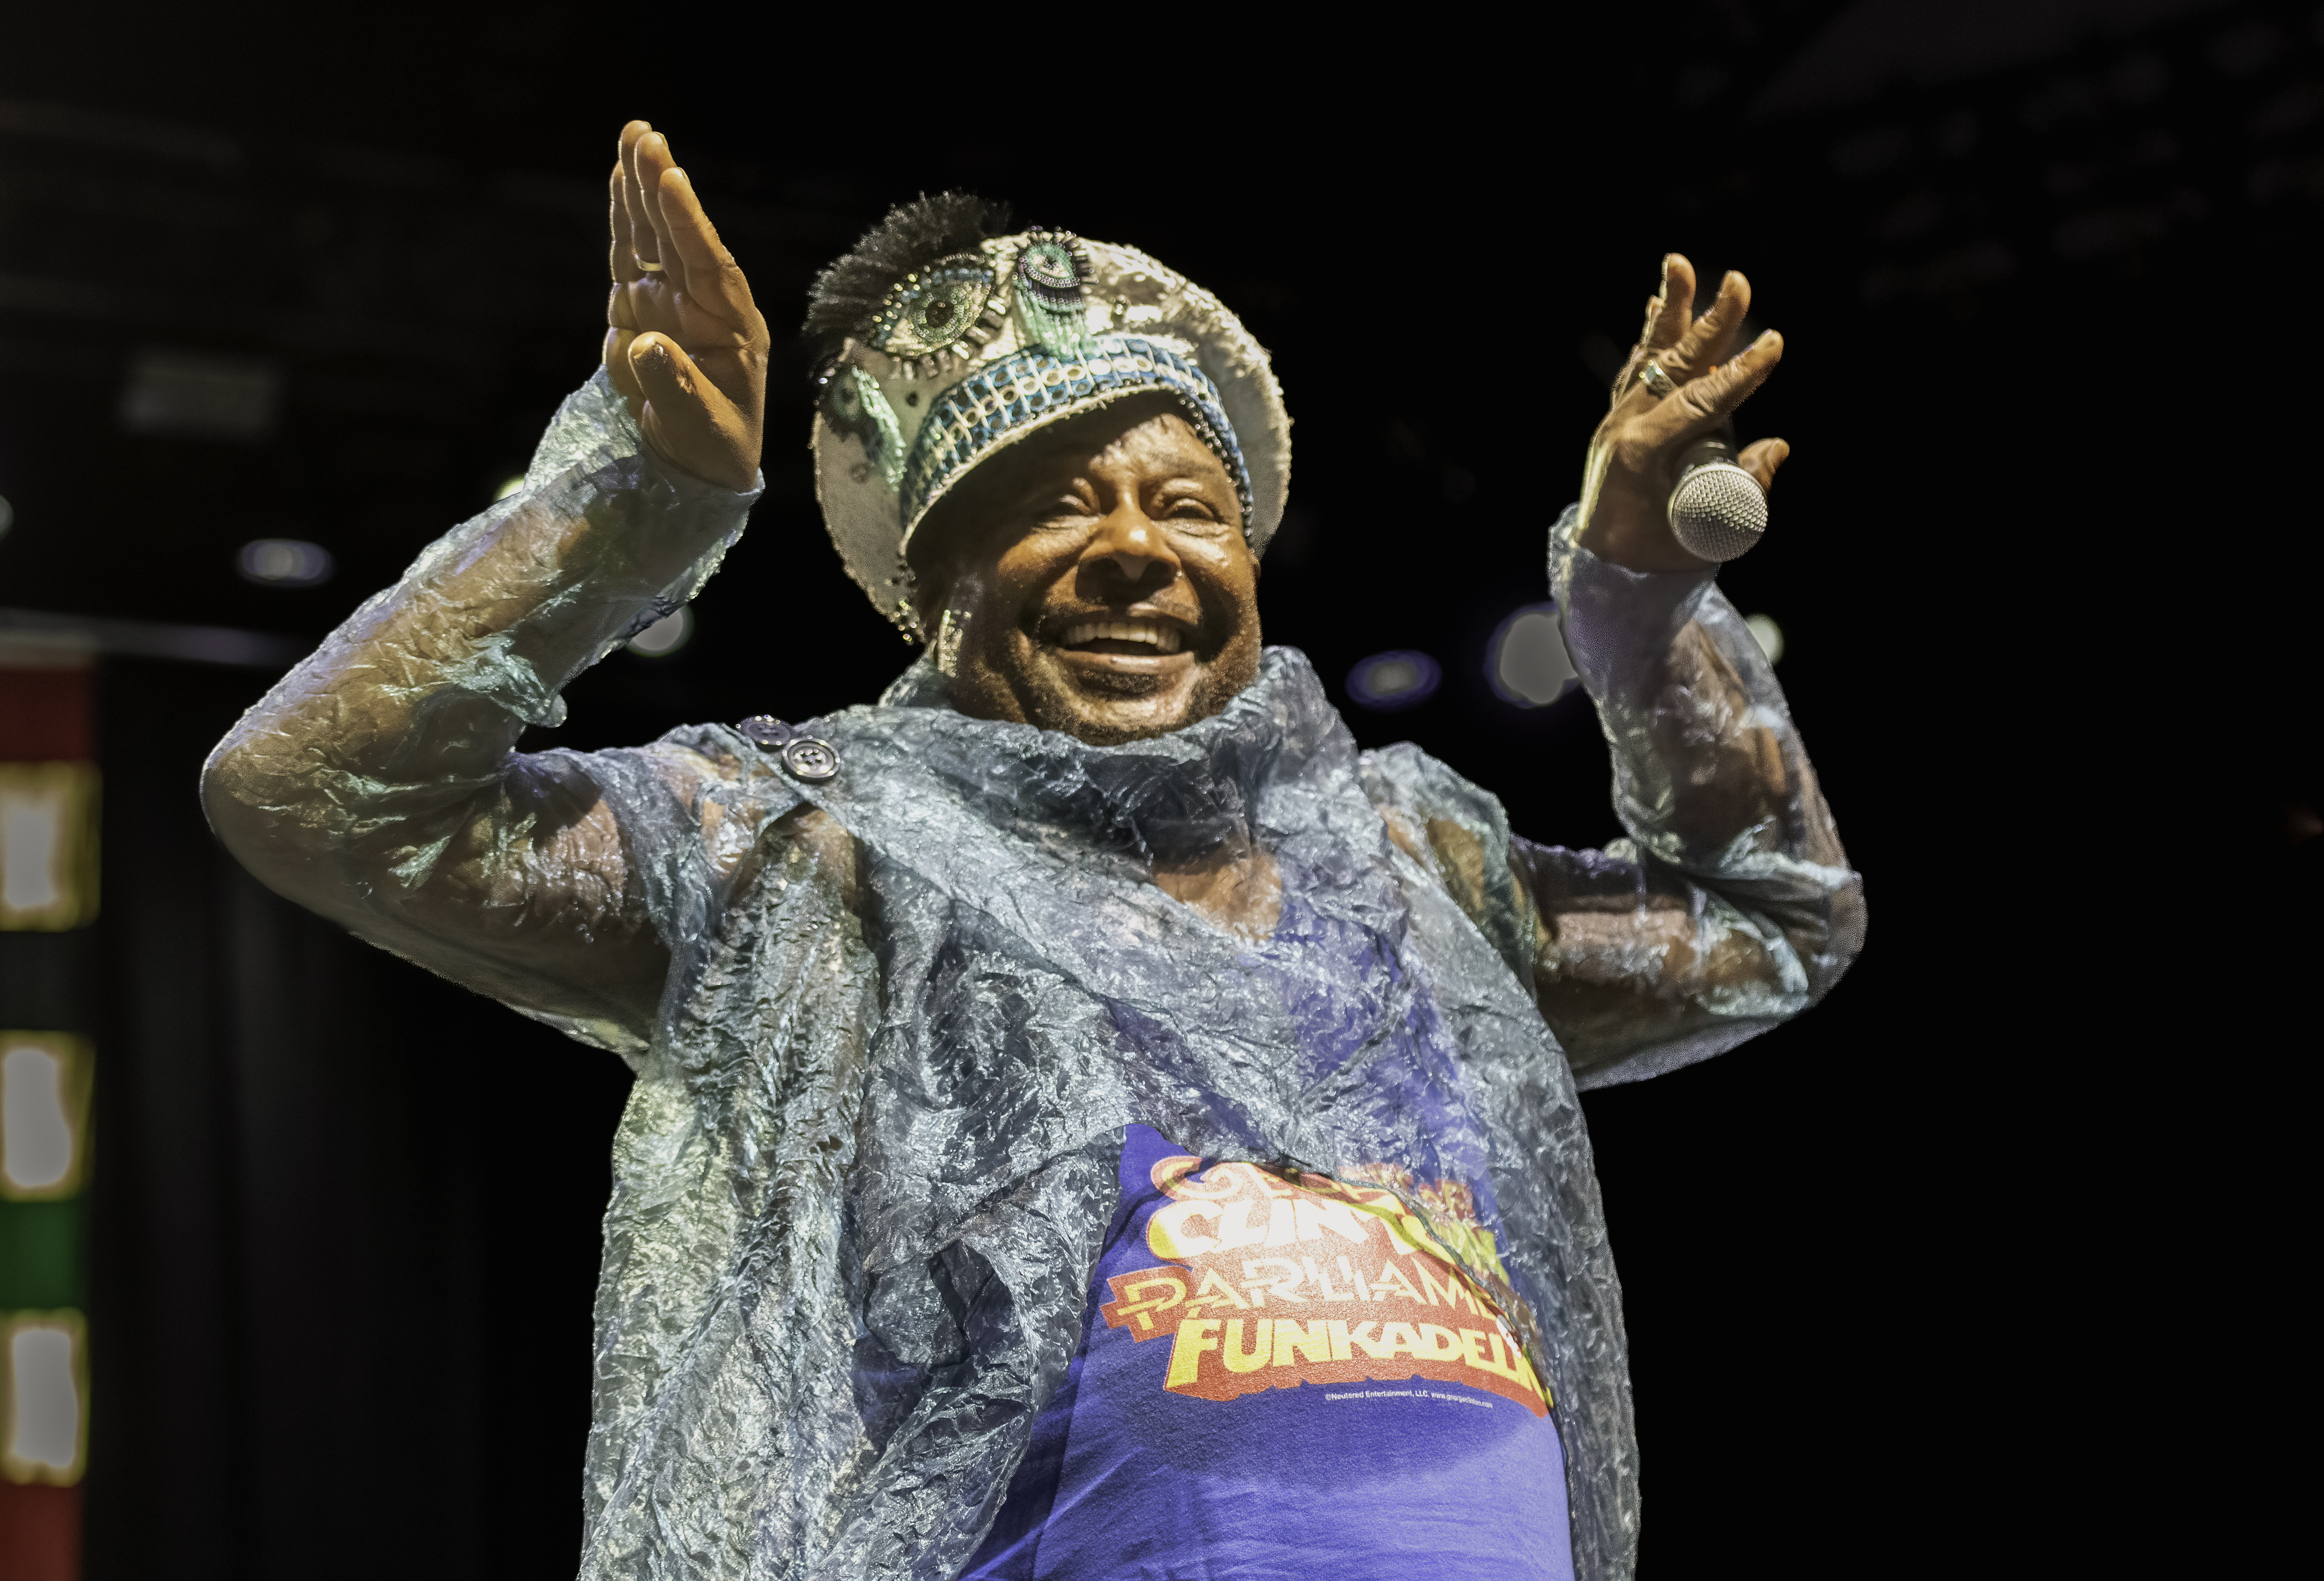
top-left (1667, 440), bottom-right (1768, 563)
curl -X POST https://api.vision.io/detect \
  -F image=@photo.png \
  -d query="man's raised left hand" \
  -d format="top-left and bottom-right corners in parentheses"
top-left (1579, 254), bottom-right (1789, 573)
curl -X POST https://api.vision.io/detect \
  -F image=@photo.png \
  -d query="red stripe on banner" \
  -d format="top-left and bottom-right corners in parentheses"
top-left (0, 668), bottom-right (94, 763)
top-left (0, 1480), bottom-right (82, 1581)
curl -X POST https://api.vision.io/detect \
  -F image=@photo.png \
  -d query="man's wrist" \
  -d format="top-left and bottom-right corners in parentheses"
top-left (1551, 504), bottom-right (1716, 699)
top-left (636, 432), bottom-right (766, 504)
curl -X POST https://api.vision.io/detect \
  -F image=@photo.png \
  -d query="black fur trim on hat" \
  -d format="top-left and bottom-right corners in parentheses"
top-left (804, 192), bottom-right (1013, 357)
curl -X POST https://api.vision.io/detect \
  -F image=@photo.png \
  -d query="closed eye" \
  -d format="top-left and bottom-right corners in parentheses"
top-left (1035, 493), bottom-right (1099, 525)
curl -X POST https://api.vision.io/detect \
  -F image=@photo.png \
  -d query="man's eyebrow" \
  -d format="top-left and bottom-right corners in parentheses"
top-left (998, 465), bottom-right (1092, 514)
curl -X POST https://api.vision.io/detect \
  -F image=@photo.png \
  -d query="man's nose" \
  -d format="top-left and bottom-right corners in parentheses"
top-left (1082, 503), bottom-right (1178, 593)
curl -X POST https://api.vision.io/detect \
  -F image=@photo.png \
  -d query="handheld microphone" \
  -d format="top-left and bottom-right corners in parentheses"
top-left (1667, 432), bottom-right (1767, 562)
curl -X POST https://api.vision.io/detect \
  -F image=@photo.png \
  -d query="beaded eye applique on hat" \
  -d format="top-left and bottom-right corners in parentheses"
top-left (870, 258), bottom-right (1005, 374)
top-left (1013, 229), bottom-right (1095, 358)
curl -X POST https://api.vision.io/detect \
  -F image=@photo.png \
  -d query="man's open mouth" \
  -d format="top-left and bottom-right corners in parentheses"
top-left (1054, 618), bottom-right (1187, 656)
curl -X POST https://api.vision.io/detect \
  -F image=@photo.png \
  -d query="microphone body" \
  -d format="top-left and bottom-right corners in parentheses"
top-left (1667, 436), bottom-right (1768, 562)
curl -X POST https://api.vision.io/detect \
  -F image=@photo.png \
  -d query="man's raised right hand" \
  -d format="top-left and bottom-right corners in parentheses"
top-left (603, 120), bottom-right (769, 494)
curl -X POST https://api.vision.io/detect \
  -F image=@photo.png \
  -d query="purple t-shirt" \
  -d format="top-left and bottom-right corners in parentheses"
top-left (960, 882), bottom-right (1575, 1580)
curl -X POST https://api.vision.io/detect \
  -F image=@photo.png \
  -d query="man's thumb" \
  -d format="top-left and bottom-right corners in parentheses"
top-left (1738, 437), bottom-right (1790, 492)
top-left (628, 333), bottom-right (700, 411)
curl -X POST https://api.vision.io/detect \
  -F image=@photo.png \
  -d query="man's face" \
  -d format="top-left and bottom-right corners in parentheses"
top-left (912, 396), bottom-right (1261, 745)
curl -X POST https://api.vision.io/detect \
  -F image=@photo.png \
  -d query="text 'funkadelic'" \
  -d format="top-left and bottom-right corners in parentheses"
top-left (1098, 1155), bottom-right (1551, 1414)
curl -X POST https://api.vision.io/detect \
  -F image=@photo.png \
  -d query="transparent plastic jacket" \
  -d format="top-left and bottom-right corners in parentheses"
top-left (205, 372), bottom-right (1864, 1581)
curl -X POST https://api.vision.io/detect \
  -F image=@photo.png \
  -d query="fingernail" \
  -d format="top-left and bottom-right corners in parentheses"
top-left (1754, 330), bottom-right (1777, 349)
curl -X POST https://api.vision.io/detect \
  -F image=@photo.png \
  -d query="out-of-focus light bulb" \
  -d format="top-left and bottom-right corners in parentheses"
top-left (628, 607), bottom-right (694, 657)
top-left (0, 767), bottom-right (97, 930)
top-left (1489, 604), bottom-right (1578, 708)
top-left (495, 475), bottom-right (526, 501)
top-left (1, 796), bottom-right (62, 915)
top-left (1745, 613), bottom-right (1785, 665)
top-left (2, 1043), bottom-right (75, 1194)
top-left (4, 1317), bottom-right (85, 1483)
top-left (1346, 651), bottom-right (1441, 711)
top-left (237, 539), bottom-right (334, 587)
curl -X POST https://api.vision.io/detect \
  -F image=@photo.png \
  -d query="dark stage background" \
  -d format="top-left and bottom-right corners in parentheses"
top-left (3, 1), bottom-right (2315, 1575)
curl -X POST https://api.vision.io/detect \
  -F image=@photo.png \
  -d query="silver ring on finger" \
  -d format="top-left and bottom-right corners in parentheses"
top-left (1638, 361), bottom-right (1678, 400)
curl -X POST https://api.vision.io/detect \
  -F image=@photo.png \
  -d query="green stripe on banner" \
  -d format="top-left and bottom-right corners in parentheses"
top-left (0, 1200), bottom-right (83, 1309)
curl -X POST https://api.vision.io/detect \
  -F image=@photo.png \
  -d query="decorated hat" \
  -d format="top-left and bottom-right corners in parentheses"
top-left (805, 196), bottom-right (1292, 634)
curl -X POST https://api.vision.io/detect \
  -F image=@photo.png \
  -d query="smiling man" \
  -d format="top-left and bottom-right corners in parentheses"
top-left (204, 123), bottom-right (1862, 1581)
top-left (911, 390), bottom-right (1260, 745)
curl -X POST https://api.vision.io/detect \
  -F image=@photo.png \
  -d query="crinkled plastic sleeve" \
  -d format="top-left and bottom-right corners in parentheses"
top-left (1528, 502), bottom-right (1866, 1086)
top-left (201, 369), bottom-right (767, 1056)
top-left (386, 368), bottom-right (758, 730)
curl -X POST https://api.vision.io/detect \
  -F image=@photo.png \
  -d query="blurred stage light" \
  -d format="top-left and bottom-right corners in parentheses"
top-left (2, 1036), bottom-right (88, 1200)
top-left (118, 349), bottom-right (280, 443)
top-left (1346, 651), bottom-right (1441, 711)
top-left (236, 539), bottom-right (335, 587)
top-left (1745, 613), bottom-right (1785, 664)
top-left (1489, 604), bottom-right (1578, 708)
top-left (495, 475), bottom-right (526, 501)
top-left (0, 765), bottom-right (99, 931)
top-left (2, 1046), bottom-right (72, 1192)
top-left (628, 607), bottom-right (694, 658)
top-left (1, 791), bottom-right (63, 916)
top-left (3, 1314), bottom-right (85, 1485)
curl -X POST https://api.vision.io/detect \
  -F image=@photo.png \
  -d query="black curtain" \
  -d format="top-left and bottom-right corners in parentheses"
top-left (85, 658), bottom-right (633, 1581)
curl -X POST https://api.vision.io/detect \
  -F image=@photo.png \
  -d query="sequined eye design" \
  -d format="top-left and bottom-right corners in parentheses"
top-left (873, 259), bottom-right (1000, 363)
top-left (912, 280), bottom-right (974, 342)
top-left (820, 360), bottom-right (869, 437)
top-left (1015, 236), bottom-right (1085, 304)
top-left (1013, 230), bottom-right (1096, 357)
top-left (817, 364), bottom-right (904, 491)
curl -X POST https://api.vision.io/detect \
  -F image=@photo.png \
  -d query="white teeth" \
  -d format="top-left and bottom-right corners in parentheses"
top-left (1059, 619), bottom-right (1183, 654)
